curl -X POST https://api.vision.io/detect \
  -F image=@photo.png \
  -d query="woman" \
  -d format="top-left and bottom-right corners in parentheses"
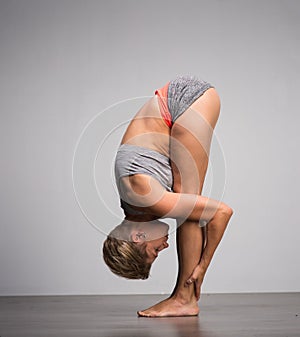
top-left (102, 75), bottom-right (233, 317)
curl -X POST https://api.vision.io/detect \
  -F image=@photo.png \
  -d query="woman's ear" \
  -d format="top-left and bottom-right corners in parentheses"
top-left (131, 231), bottom-right (147, 243)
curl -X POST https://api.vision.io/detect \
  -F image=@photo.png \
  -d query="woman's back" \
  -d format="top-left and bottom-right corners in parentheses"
top-left (120, 96), bottom-right (170, 157)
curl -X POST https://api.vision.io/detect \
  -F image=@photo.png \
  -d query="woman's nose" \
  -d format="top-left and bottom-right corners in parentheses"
top-left (163, 242), bottom-right (169, 249)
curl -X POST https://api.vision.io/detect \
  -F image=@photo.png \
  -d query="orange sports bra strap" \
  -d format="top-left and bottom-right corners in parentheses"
top-left (155, 81), bottom-right (172, 128)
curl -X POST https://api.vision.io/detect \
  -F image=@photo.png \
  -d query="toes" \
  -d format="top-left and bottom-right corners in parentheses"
top-left (137, 310), bottom-right (156, 317)
top-left (137, 310), bottom-right (150, 317)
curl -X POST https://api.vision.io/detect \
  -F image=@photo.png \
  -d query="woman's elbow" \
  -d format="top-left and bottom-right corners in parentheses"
top-left (220, 203), bottom-right (234, 217)
top-left (213, 202), bottom-right (234, 223)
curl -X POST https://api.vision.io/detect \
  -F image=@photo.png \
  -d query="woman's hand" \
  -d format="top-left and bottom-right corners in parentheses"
top-left (185, 264), bottom-right (206, 301)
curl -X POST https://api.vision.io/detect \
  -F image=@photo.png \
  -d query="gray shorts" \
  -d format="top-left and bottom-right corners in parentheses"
top-left (155, 75), bottom-right (214, 127)
top-left (114, 144), bottom-right (173, 215)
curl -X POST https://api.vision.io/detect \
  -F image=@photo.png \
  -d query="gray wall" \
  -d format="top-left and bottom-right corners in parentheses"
top-left (1, 0), bottom-right (299, 295)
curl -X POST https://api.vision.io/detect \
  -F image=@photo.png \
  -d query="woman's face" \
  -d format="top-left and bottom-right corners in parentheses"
top-left (136, 220), bottom-right (169, 264)
top-left (128, 219), bottom-right (169, 264)
top-left (144, 235), bottom-right (169, 264)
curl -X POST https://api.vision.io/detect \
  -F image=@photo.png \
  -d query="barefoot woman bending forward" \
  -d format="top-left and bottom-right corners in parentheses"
top-left (102, 76), bottom-right (233, 317)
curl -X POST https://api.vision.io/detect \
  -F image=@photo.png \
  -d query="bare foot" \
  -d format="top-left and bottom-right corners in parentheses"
top-left (137, 296), bottom-right (199, 318)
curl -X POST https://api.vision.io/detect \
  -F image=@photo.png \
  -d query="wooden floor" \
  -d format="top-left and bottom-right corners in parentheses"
top-left (0, 293), bottom-right (299, 337)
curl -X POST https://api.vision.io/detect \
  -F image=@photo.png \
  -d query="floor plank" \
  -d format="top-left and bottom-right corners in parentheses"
top-left (0, 293), bottom-right (299, 337)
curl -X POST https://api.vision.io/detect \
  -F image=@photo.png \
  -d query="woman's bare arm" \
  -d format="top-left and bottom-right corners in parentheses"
top-left (146, 190), bottom-right (223, 222)
top-left (121, 173), bottom-right (230, 223)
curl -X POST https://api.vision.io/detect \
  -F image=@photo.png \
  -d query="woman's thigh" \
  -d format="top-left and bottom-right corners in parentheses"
top-left (170, 88), bottom-right (221, 194)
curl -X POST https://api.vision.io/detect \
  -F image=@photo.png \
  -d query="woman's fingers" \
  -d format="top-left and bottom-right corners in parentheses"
top-left (185, 265), bottom-right (201, 286)
top-left (185, 276), bottom-right (201, 300)
top-left (185, 277), bottom-right (195, 286)
top-left (185, 265), bottom-right (203, 300)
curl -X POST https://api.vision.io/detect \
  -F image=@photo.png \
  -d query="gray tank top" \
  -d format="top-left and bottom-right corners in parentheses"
top-left (114, 144), bottom-right (173, 215)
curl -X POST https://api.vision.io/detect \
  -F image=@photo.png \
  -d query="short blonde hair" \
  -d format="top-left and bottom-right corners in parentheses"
top-left (102, 221), bottom-right (151, 280)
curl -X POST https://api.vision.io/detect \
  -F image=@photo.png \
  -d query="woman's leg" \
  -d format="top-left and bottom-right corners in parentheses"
top-left (170, 88), bottom-right (221, 298)
top-left (138, 88), bottom-right (221, 317)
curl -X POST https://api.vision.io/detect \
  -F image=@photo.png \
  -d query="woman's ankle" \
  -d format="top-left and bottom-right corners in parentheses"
top-left (171, 286), bottom-right (197, 304)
